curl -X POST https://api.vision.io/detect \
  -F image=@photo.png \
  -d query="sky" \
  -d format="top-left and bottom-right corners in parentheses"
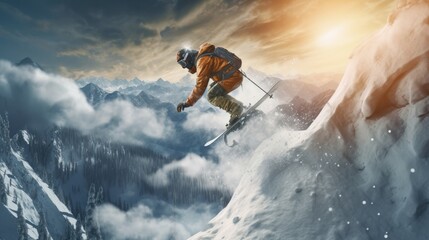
top-left (0, 0), bottom-right (396, 82)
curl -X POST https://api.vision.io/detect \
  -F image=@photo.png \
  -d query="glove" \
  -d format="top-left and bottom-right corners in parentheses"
top-left (177, 102), bottom-right (189, 112)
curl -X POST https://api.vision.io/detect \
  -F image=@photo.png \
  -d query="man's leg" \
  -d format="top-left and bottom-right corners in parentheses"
top-left (207, 82), bottom-right (243, 125)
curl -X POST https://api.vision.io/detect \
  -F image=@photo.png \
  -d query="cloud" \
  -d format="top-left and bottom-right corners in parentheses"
top-left (47, 0), bottom-right (199, 47)
top-left (173, 0), bottom-right (206, 20)
top-left (0, 60), bottom-right (173, 144)
top-left (182, 109), bottom-right (227, 133)
top-left (231, 0), bottom-right (397, 73)
top-left (0, 60), bottom-right (94, 132)
top-left (96, 201), bottom-right (216, 240)
top-left (148, 153), bottom-right (220, 188)
top-left (0, 0), bottom-right (255, 81)
top-left (0, 2), bottom-right (33, 22)
top-left (91, 100), bottom-right (174, 143)
top-left (1, 0), bottom-right (397, 81)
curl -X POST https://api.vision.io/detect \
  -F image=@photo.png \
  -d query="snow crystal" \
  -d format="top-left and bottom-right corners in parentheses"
top-left (388, 129), bottom-right (392, 133)
top-left (328, 207), bottom-right (333, 212)
top-left (410, 168), bottom-right (416, 173)
top-left (362, 201), bottom-right (367, 205)
top-left (347, 221), bottom-right (350, 225)
top-left (377, 213), bottom-right (381, 216)
top-left (370, 138), bottom-right (374, 141)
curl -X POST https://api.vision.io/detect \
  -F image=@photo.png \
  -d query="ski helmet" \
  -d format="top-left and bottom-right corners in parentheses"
top-left (177, 49), bottom-right (198, 69)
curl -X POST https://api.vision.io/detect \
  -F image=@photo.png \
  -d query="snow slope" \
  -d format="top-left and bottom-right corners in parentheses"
top-left (0, 161), bottom-right (38, 240)
top-left (0, 130), bottom-right (83, 240)
top-left (190, 1), bottom-right (429, 239)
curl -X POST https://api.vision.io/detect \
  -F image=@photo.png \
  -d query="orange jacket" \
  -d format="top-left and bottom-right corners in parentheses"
top-left (186, 43), bottom-right (243, 106)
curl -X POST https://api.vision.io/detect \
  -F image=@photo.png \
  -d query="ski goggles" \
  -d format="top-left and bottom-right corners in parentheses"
top-left (177, 52), bottom-right (189, 69)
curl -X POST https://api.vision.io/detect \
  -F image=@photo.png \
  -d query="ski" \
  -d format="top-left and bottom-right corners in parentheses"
top-left (204, 81), bottom-right (281, 147)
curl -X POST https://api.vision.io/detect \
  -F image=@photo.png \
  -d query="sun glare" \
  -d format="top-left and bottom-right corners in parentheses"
top-left (317, 27), bottom-right (343, 47)
top-left (182, 43), bottom-right (192, 50)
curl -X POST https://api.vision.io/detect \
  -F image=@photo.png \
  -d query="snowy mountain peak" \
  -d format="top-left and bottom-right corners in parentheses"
top-left (16, 57), bottom-right (43, 70)
top-left (104, 91), bottom-right (129, 103)
top-left (81, 83), bottom-right (108, 105)
top-left (155, 78), bottom-right (172, 87)
top-left (76, 77), bottom-right (145, 92)
top-left (82, 82), bottom-right (103, 92)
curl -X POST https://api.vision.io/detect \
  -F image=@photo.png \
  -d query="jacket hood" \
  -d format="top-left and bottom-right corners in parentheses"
top-left (198, 43), bottom-right (215, 56)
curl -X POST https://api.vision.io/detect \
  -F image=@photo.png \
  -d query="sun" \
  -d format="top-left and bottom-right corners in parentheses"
top-left (317, 26), bottom-right (343, 47)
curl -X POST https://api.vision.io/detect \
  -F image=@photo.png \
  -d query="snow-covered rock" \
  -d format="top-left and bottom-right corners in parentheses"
top-left (190, 2), bottom-right (429, 239)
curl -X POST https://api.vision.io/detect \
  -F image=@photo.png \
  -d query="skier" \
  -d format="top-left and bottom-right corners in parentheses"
top-left (176, 43), bottom-right (244, 126)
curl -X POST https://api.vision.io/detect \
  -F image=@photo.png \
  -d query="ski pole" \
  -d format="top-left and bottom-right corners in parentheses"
top-left (239, 70), bottom-right (273, 98)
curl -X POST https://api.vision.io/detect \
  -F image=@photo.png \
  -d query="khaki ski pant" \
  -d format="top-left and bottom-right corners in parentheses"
top-left (207, 82), bottom-right (243, 118)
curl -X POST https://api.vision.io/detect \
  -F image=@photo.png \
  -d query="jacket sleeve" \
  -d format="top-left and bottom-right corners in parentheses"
top-left (186, 57), bottom-right (212, 106)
